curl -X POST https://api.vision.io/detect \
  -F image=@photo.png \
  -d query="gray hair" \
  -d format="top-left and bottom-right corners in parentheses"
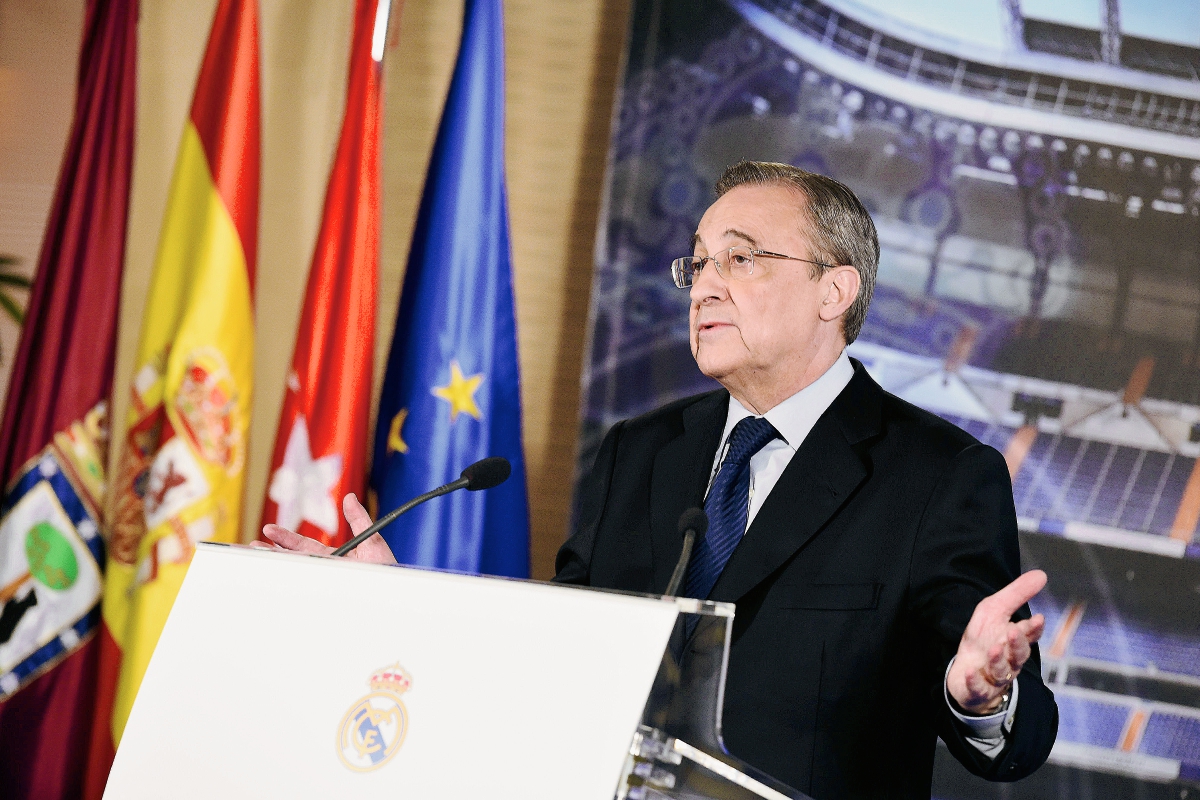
top-left (714, 161), bottom-right (878, 344)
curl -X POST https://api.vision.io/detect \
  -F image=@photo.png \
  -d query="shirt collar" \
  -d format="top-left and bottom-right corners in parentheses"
top-left (722, 350), bottom-right (855, 451)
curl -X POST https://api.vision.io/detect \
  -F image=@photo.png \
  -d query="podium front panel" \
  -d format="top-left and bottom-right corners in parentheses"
top-left (105, 544), bottom-right (680, 799)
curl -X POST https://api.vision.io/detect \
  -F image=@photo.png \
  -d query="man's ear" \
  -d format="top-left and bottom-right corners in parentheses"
top-left (819, 265), bottom-right (861, 323)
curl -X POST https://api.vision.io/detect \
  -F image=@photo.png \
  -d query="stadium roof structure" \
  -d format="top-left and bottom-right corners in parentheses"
top-left (833, 0), bottom-right (1200, 64)
top-left (730, 0), bottom-right (1200, 158)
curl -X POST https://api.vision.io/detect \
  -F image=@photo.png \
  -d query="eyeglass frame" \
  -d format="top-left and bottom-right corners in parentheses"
top-left (670, 245), bottom-right (835, 289)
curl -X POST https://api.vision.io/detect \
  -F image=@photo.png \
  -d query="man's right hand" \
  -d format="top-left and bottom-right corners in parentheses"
top-left (258, 493), bottom-right (397, 565)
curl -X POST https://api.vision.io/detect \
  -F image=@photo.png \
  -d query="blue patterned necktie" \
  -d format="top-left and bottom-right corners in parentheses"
top-left (685, 416), bottom-right (780, 601)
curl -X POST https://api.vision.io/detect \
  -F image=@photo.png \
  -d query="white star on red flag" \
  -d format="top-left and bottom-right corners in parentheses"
top-left (267, 414), bottom-right (343, 534)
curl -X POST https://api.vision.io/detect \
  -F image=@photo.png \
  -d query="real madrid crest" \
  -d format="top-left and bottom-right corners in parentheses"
top-left (337, 662), bottom-right (412, 772)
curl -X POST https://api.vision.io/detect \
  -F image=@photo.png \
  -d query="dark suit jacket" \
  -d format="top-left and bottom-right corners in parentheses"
top-left (556, 362), bottom-right (1058, 799)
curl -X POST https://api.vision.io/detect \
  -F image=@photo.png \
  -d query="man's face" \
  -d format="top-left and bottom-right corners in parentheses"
top-left (689, 183), bottom-right (832, 398)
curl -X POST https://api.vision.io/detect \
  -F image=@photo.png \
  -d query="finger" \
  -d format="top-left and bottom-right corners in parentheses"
top-left (262, 524), bottom-right (332, 554)
top-left (1014, 614), bottom-right (1046, 644)
top-left (1007, 625), bottom-right (1032, 670)
top-left (343, 493), bottom-right (374, 536)
top-left (986, 642), bottom-right (1013, 685)
top-left (986, 570), bottom-right (1048, 619)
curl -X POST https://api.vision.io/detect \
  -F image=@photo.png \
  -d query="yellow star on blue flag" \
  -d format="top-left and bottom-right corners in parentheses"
top-left (431, 361), bottom-right (483, 422)
top-left (386, 408), bottom-right (408, 454)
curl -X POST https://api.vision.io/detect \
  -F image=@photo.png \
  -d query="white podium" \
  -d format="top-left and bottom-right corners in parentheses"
top-left (107, 542), bottom-right (811, 800)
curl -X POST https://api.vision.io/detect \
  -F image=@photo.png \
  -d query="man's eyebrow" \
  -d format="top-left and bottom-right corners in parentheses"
top-left (725, 228), bottom-right (758, 247)
top-left (690, 228), bottom-right (758, 251)
top-left (689, 232), bottom-right (701, 250)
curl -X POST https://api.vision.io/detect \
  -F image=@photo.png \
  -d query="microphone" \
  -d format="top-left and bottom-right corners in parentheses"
top-left (330, 456), bottom-right (511, 557)
top-left (663, 507), bottom-right (708, 596)
top-left (459, 457), bottom-right (511, 491)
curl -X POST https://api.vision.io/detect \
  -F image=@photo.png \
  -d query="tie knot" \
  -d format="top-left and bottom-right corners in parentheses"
top-left (722, 416), bottom-right (779, 469)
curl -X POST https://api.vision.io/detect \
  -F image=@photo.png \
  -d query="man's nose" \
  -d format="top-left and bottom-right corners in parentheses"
top-left (689, 259), bottom-right (727, 304)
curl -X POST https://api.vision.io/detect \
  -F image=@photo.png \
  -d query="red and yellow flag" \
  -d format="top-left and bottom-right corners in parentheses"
top-left (84, 0), bottom-right (259, 792)
top-left (259, 0), bottom-right (385, 547)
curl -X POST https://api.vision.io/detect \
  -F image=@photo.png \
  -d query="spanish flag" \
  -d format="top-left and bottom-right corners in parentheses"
top-left (84, 0), bottom-right (259, 793)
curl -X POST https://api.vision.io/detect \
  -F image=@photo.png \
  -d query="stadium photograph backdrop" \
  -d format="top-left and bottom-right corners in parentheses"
top-left (576, 0), bottom-right (1200, 797)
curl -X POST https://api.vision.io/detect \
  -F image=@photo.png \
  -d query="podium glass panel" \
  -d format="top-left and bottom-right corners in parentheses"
top-left (615, 598), bottom-right (812, 800)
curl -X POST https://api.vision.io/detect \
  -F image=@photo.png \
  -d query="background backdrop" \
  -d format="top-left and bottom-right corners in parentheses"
top-left (575, 0), bottom-right (1200, 797)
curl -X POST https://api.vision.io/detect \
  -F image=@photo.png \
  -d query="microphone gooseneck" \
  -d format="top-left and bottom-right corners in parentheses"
top-left (329, 456), bottom-right (512, 557)
top-left (664, 507), bottom-right (708, 597)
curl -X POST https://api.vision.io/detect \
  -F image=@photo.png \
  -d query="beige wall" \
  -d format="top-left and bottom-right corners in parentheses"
top-left (93, 0), bottom-right (629, 580)
top-left (0, 0), bottom-right (83, 406)
top-left (503, 0), bottom-right (631, 578)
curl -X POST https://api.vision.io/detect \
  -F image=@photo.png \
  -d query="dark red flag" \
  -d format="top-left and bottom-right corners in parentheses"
top-left (0, 0), bottom-right (136, 797)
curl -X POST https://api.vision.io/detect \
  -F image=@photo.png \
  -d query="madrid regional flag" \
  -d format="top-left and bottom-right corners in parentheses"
top-left (259, 0), bottom-right (385, 547)
top-left (84, 0), bottom-right (259, 793)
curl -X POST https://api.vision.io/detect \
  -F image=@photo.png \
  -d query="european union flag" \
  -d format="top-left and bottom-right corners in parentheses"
top-left (370, 0), bottom-right (529, 577)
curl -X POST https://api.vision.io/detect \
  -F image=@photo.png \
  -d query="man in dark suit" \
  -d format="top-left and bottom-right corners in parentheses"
top-left (553, 162), bottom-right (1058, 797)
top-left (263, 161), bottom-right (1058, 798)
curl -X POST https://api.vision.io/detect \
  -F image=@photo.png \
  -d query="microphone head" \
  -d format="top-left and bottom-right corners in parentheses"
top-left (461, 457), bottom-right (511, 491)
top-left (677, 507), bottom-right (708, 543)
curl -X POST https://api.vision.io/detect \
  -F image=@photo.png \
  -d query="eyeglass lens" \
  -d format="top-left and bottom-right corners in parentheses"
top-left (672, 246), bottom-right (755, 287)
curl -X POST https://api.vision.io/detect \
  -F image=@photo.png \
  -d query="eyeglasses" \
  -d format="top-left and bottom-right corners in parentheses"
top-left (670, 245), bottom-right (834, 289)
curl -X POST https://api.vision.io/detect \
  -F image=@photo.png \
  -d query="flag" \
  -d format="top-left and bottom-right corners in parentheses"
top-left (371, 0), bottom-right (529, 577)
top-left (84, 0), bottom-right (259, 792)
top-left (0, 1), bottom-right (136, 797)
top-left (259, 0), bottom-right (386, 547)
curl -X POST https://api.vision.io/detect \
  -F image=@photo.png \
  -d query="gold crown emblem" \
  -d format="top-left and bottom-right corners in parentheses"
top-left (368, 663), bottom-right (412, 695)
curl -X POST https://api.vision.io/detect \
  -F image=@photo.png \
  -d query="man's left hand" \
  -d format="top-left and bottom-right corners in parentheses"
top-left (947, 569), bottom-right (1047, 715)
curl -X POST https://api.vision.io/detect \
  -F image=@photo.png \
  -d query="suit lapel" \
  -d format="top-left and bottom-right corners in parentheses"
top-left (649, 390), bottom-right (728, 593)
top-left (709, 363), bottom-right (884, 604)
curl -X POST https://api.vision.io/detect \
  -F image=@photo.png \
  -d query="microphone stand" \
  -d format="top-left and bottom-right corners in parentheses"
top-left (663, 530), bottom-right (697, 597)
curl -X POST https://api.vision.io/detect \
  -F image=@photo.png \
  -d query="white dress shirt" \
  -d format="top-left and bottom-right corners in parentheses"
top-left (707, 350), bottom-right (1014, 755)
top-left (707, 351), bottom-right (854, 529)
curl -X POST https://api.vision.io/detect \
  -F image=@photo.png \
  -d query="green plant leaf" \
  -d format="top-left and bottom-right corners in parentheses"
top-left (0, 292), bottom-right (25, 324)
top-left (0, 273), bottom-right (32, 288)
